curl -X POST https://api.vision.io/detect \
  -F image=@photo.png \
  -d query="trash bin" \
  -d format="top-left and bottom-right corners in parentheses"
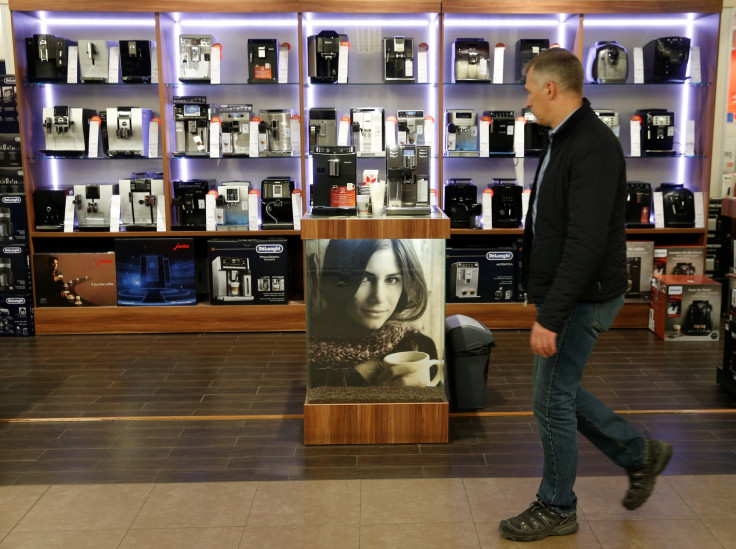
top-left (445, 314), bottom-right (495, 409)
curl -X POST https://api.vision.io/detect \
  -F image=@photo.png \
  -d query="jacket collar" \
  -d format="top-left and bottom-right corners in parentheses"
top-left (550, 97), bottom-right (591, 139)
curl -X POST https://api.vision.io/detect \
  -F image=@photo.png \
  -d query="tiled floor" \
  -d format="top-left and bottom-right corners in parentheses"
top-left (1, 328), bottom-right (736, 547)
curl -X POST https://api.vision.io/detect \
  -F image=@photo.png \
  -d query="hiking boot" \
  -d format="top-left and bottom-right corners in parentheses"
top-left (498, 501), bottom-right (579, 542)
top-left (623, 439), bottom-right (673, 511)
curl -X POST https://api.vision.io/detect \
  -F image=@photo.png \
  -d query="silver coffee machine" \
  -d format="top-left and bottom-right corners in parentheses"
top-left (78, 40), bottom-right (109, 83)
top-left (41, 106), bottom-right (95, 155)
top-left (73, 184), bottom-right (117, 230)
top-left (179, 34), bottom-right (214, 82)
top-left (102, 107), bottom-right (152, 157)
top-left (212, 256), bottom-right (254, 302)
top-left (119, 174), bottom-right (164, 229)
top-left (594, 109), bottom-right (621, 137)
top-left (308, 108), bottom-right (337, 153)
top-left (258, 109), bottom-right (292, 156)
top-left (446, 109), bottom-right (478, 157)
top-left (174, 96), bottom-right (210, 156)
top-left (350, 107), bottom-right (385, 157)
top-left (217, 181), bottom-right (250, 229)
top-left (214, 104), bottom-right (252, 157)
top-left (588, 41), bottom-right (628, 83)
top-left (386, 144), bottom-right (431, 215)
top-left (397, 110), bottom-right (425, 146)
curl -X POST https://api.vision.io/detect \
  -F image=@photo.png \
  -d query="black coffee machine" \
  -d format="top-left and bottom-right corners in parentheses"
top-left (308, 108), bottom-right (337, 153)
top-left (516, 39), bottom-right (549, 83)
top-left (672, 262), bottom-right (697, 275)
top-left (485, 111), bottom-right (516, 155)
top-left (384, 36), bottom-right (415, 82)
top-left (683, 300), bottom-right (713, 336)
top-left (33, 189), bottom-right (68, 230)
top-left (444, 179), bottom-right (482, 229)
top-left (625, 182), bottom-right (654, 228)
top-left (626, 256), bottom-right (641, 294)
top-left (656, 182), bottom-right (695, 228)
top-left (0, 208), bottom-right (12, 241)
top-left (25, 34), bottom-right (68, 83)
top-left (489, 179), bottom-right (522, 228)
top-left (643, 37), bottom-right (691, 83)
top-left (308, 31), bottom-right (348, 84)
top-left (172, 179), bottom-right (212, 229)
top-left (248, 39), bottom-right (279, 84)
top-left (119, 40), bottom-right (152, 83)
top-left (311, 146), bottom-right (357, 216)
top-left (522, 108), bottom-right (547, 156)
top-left (261, 177), bottom-right (295, 229)
top-left (0, 258), bottom-right (13, 292)
top-left (637, 109), bottom-right (676, 156)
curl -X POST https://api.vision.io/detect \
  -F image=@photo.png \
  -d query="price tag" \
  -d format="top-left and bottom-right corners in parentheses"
top-left (423, 116), bottom-right (434, 148)
top-left (633, 47), bottom-right (644, 84)
top-left (205, 193), bottom-right (217, 231)
top-left (653, 192), bottom-right (665, 228)
top-left (64, 194), bottom-right (75, 232)
top-left (148, 118), bottom-right (159, 158)
top-left (417, 43), bottom-right (428, 84)
top-left (67, 46), bottom-right (78, 83)
top-left (249, 118), bottom-right (260, 157)
top-left (337, 41), bottom-right (349, 83)
top-left (630, 116), bottom-right (642, 157)
top-left (685, 120), bottom-right (695, 156)
top-left (290, 115), bottom-right (301, 156)
top-left (690, 46), bottom-right (701, 83)
top-left (521, 188), bottom-right (531, 226)
top-left (482, 187), bottom-right (493, 228)
top-left (694, 191), bottom-right (705, 228)
top-left (279, 43), bottom-right (289, 83)
top-left (515, 159), bottom-right (526, 191)
top-left (493, 43), bottom-right (505, 84)
top-left (248, 189), bottom-right (260, 229)
top-left (209, 118), bottom-right (221, 158)
top-left (338, 116), bottom-right (351, 146)
top-left (109, 194), bottom-right (121, 232)
top-left (291, 189), bottom-right (302, 230)
top-left (514, 117), bottom-right (525, 157)
top-left (156, 195), bottom-right (166, 231)
top-left (150, 44), bottom-right (158, 84)
top-left (385, 116), bottom-right (397, 148)
top-left (108, 46), bottom-right (120, 83)
top-left (479, 116), bottom-right (490, 157)
top-left (88, 116), bottom-right (100, 157)
top-left (211, 44), bottom-right (221, 84)
top-left (429, 188), bottom-right (437, 207)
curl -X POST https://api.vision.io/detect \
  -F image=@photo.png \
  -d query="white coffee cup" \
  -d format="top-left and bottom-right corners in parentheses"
top-left (383, 351), bottom-right (442, 387)
top-left (230, 280), bottom-right (240, 296)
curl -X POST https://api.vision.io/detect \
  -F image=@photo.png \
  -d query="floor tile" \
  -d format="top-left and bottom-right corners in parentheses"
top-left (462, 477), bottom-right (551, 523)
top-left (667, 474), bottom-right (736, 520)
top-left (588, 519), bottom-right (722, 549)
top-left (0, 485), bottom-right (49, 531)
top-left (118, 527), bottom-right (244, 549)
top-left (360, 522), bottom-right (480, 549)
top-left (0, 529), bottom-right (126, 548)
top-left (240, 523), bottom-right (359, 549)
top-left (475, 519), bottom-right (601, 548)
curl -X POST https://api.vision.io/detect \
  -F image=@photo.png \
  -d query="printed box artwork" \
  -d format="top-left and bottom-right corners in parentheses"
top-left (0, 167), bottom-right (23, 188)
top-left (33, 252), bottom-right (117, 307)
top-left (207, 238), bottom-right (290, 305)
top-left (0, 192), bottom-right (28, 242)
top-left (649, 275), bottom-right (722, 342)
top-left (653, 246), bottom-right (706, 277)
top-left (0, 243), bottom-right (31, 294)
top-left (445, 247), bottom-right (517, 303)
top-left (625, 241), bottom-right (654, 302)
top-left (0, 134), bottom-right (21, 167)
top-left (0, 294), bottom-right (34, 337)
top-left (115, 238), bottom-right (196, 306)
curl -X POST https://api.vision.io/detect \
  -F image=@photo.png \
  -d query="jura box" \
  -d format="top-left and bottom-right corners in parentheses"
top-left (446, 247), bottom-right (517, 303)
top-left (625, 241), bottom-right (654, 302)
top-left (0, 294), bottom-right (34, 337)
top-left (649, 275), bottom-right (721, 341)
top-left (33, 252), bottom-right (117, 307)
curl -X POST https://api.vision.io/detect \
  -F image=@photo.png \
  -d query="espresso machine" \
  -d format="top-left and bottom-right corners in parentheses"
top-left (212, 256), bottom-right (254, 302)
top-left (261, 177), bottom-right (295, 229)
top-left (179, 34), bottom-right (213, 82)
top-left (350, 108), bottom-right (385, 157)
top-left (517, 39), bottom-right (549, 82)
top-left (485, 110), bottom-right (516, 155)
top-left (101, 107), bottom-right (152, 157)
top-left (258, 109), bottom-right (292, 156)
top-left (444, 179), bottom-right (482, 228)
top-left (73, 184), bottom-right (117, 230)
top-left (625, 182), bottom-right (654, 228)
top-left (397, 110), bottom-right (425, 146)
top-left (214, 104), bottom-right (252, 157)
top-left (643, 37), bottom-right (691, 83)
top-left (0, 259), bottom-right (13, 292)
top-left (311, 145), bottom-right (357, 216)
top-left (489, 179), bottom-right (523, 228)
top-left (384, 36), bottom-right (415, 82)
top-left (386, 144), bottom-right (431, 215)
top-left (588, 41), bottom-right (628, 83)
top-left (627, 257), bottom-right (641, 294)
top-left (248, 39), bottom-right (279, 84)
top-left (683, 301), bottom-right (714, 336)
top-left (33, 189), bottom-right (68, 230)
top-left (446, 109), bottom-right (478, 157)
top-left (0, 208), bottom-right (12, 241)
top-left (308, 31), bottom-right (348, 84)
top-left (78, 40), bottom-right (109, 83)
top-left (656, 182), bottom-right (695, 228)
top-left (216, 181), bottom-right (250, 228)
top-left (41, 106), bottom-right (95, 156)
top-left (522, 107), bottom-right (546, 156)
top-left (119, 173), bottom-right (164, 229)
top-left (173, 179), bottom-right (212, 229)
top-left (451, 262), bottom-right (480, 299)
top-left (119, 40), bottom-right (152, 83)
top-left (25, 34), bottom-right (68, 83)
top-left (594, 109), bottom-right (621, 137)
top-left (453, 38), bottom-right (490, 82)
top-left (174, 96), bottom-right (210, 156)
top-left (637, 109), bottom-right (676, 156)
top-left (308, 108), bottom-right (337, 153)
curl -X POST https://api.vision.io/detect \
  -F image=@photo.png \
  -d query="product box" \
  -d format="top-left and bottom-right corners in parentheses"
top-left (207, 238), bottom-right (290, 305)
top-left (33, 252), bottom-right (117, 307)
top-left (0, 167), bottom-right (23, 188)
top-left (0, 134), bottom-right (21, 167)
top-left (0, 243), bottom-right (31, 294)
top-left (115, 238), bottom-right (196, 306)
top-left (653, 246), bottom-right (706, 277)
top-left (0, 192), bottom-right (28, 242)
top-left (0, 294), bottom-right (34, 337)
top-left (446, 247), bottom-right (517, 303)
top-left (0, 76), bottom-right (18, 133)
top-left (625, 241), bottom-right (654, 302)
top-left (649, 275), bottom-right (722, 341)
top-left (717, 320), bottom-right (736, 397)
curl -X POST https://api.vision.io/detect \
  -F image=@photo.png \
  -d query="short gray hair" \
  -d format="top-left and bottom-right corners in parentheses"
top-left (524, 47), bottom-right (583, 95)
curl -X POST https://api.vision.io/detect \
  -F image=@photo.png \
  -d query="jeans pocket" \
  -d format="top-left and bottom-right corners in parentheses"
top-left (592, 294), bottom-right (625, 333)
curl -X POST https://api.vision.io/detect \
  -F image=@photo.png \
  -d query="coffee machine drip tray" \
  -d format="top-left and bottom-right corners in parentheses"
top-left (39, 149), bottom-right (86, 158)
top-left (386, 205), bottom-right (432, 216)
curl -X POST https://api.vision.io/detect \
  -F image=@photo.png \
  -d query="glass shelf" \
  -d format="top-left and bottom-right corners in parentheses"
top-left (31, 155), bottom-right (163, 160)
top-left (584, 81), bottom-right (711, 87)
top-left (25, 82), bottom-right (158, 88)
top-left (164, 82), bottom-right (301, 87)
top-left (442, 153), bottom-right (707, 159)
top-left (304, 82), bottom-right (438, 87)
top-left (169, 154), bottom-right (300, 160)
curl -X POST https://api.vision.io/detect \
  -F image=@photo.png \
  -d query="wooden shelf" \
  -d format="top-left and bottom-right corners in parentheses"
top-left (298, 0), bottom-right (441, 13)
top-left (9, 0), bottom-right (299, 11)
top-left (441, 0), bottom-right (722, 14)
top-left (301, 211), bottom-right (451, 240)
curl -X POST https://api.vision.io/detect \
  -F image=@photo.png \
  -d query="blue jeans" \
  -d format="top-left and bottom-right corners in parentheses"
top-left (533, 294), bottom-right (646, 515)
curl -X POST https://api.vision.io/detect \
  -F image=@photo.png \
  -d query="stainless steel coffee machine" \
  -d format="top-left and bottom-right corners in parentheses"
top-left (451, 262), bottom-right (480, 299)
top-left (397, 110), bottom-right (425, 146)
top-left (25, 34), bottom-right (68, 83)
top-left (173, 179), bottom-right (212, 229)
top-left (594, 109), bottom-right (621, 137)
top-left (119, 173), bottom-right (164, 229)
top-left (261, 177), bottom-right (295, 229)
top-left (308, 108), bottom-right (337, 153)
top-left (214, 104), bottom-right (252, 157)
top-left (308, 31), bottom-right (348, 84)
top-left (588, 41), bottom-right (628, 83)
top-left (174, 96), bottom-right (210, 156)
top-left (41, 106), bottom-right (95, 156)
top-left (179, 34), bottom-right (214, 82)
top-left (119, 40), bottom-right (151, 83)
top-left (216, 181), bottom-right (250, 229)
top-left (446, 109), bottom-right (478, 157)
top-left (73, 184), bottom-right (117, 230)
top-left (453, 38), bottom-right (490, 82)
top-left (350, 108), bottom-right (385, 157)
top-left (248, 39), bottom-right (278, 84)
top-left (212, 256), bottom-right (254, 302)
top-left (311, 145), bottom-right (357, 216)
top-left (102, 107), bottom-right (153, 157)
top-left (637, 109), bottom-right (676, 156)
top-left (386, 144), bottom-right (431, 215)
top-left (484, 110), bottom-right (515, 155)
top-left (258, 109), bottom-right (292, 156)
top-left (78, 40), bottom-right (109, 83)
top-left (384, 36), bottom-right (414, 82)
top-left (643, 37), bottom-right (691, 83)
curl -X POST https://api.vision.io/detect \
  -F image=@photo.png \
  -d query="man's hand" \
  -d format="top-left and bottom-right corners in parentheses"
top-left (530, 321), bottom-right (557, 358)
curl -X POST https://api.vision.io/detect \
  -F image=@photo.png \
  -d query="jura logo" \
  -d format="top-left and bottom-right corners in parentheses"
top-left (173, 243), bottom-right (190, 251)
top-left (486, 251), bottom-right (514, 261)
top-left (6, 297), bottom-right (25, 305)
top-left (1, 196), bottom-right (21, 204)
top-left (96, 259), bottom-right (113, 266)
top-left (256, 244), bottom-right (284, 254)
top-left (2, 247), bottom-right (21, 254)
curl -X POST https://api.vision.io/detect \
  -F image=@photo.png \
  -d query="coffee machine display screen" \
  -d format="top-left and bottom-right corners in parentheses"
top-left (184, 105), bottom-right (202, 117)
top-left (652, 115), bottom-right (671, 126)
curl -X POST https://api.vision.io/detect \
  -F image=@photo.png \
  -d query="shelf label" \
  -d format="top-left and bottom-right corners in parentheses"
top-left (291, 189), bottom-right (302, 230)
top-left (417, 43), bottom-right (428, 83)
top-left (479, 116), bottom-right (490, 157)
top-left (385, 116), bottom-right (397, 148)
top-left (150, 44), bottom-right (158, 84)
top-left (690, 46), bottom-right (701, 84)
top-left (338, 116), bottom-right (350, 146)
top-left (514, 117), bottom-right (525, 157)
top-left (430, 188), bottom-right (437, 207)
top-left (337, 41), bottom-right (349, 84)
top-left (67, 46), bottom-right (78, 84)
top-left (156, 195), bottom-right (166, 231)
top-left (685, 120), bottom-right (695, 157)
top-left (209, 119), bottom-right (221, 158)
top-left (205, 192), bottom-right (217, 231)
top-left (211, 44), bottom-right (222, 84)
top-left (109, 194), bottom-right (121, 232)
top-left (148, 118), bottom-right (159, 158)
top-left (424, 116), bottom-right (434, 148)
top-left (630, 116), bottom-right (641, 157)
top-left (515, 157), bottom-right (525, 191)
top-left (482, 187), bottom-right (493, 229)
top-left (493, 43), bottom-right (505, 84)
top-left (694, 191), bottom-right (705, 228)
top-left (88, 117), bottom-right (100, 158)
top-left (64, 194), bottom-right (75, 233)
top-left (521, 188), bottom-right (531, 226)
top-left (633, 47), bottom-right (644, 84)
top-left (279, 43), bottom-right (289, 83)
top-left (248, 189), bottom-right (260, 229)
top-left (249, 119), bottom-right (260, 157)
top-left (290, 115), bottom-right (301, 156)
top-left (108, 46), bottom-right (120, 83)
top-left (653, 191), bottom-right (665, 228)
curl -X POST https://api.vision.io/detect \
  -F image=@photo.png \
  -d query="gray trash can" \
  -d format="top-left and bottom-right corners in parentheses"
top-left (445, 314), bottom-right (494, 409)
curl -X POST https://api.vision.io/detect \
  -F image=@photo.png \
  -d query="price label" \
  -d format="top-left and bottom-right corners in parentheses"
top-left (205, 193), bottom-right (217, 231)
top-left (64, 194), bottom-right (75, 232)
top-left (67, 46), bottom-right (78, 83)
top-left (291, 189), bottom-right (302, 230)
top-left (109, 194), bottom-right (121, 232)
top-left (209, 118), bottom-right (221, 158)
top-left (417, 43), bottom-right (428, 83)
top-left (211, 44), bottom-right (222, 84)
top-left (337, 41), bottom-right (349, 83)
top-left (479, 116), bottom-right (490, 157)
top-left (482, 187), bottom-right (493, 228)
top-left (148, 118), bottom-right (159, 158)
top-left (156, 195), bottom-right (166, 231)
top-left (88, 117), bottom-right (100, 157)
top-left (150, 44), bottom-right (158, 84)
top-left (630, 116), bottom-right (642, 157)
top-left (108, 46), bottom-right (120, 83)
top-left (493, 43), bottom-right (505, 84)
top-left (279, 43), bottom-right (289, 83)
top-left (385, 117), bottom-right (397, 148)
top-left (424, 116), bottom-right (434, 148)
top-left (248, 189), bottom-right (260, 229)
top-left (249, 119), bottom-right (260, 157)
top-left (514, 117), bottom-right (525, 157)
top-left (338, 116), bottom-right (351, 146)
top-left (633, 47), bottom-right (644, 84)
top-left (290, 115), bottom-right (301, 156)
top-left (685, 120), bottom-right (695, 156)
top-left (653, 192), bottom-right (665, 228)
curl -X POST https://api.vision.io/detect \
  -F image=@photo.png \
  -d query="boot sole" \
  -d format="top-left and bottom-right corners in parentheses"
top-left (499, 520), bottom-right (579, 542)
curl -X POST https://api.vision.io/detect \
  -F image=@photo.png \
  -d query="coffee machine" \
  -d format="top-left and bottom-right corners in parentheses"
top-left (625, 182), bottom-right (654, 228)
top-left (119, 40), bottom-right (152, 83)
top-left (78, 40), bottom-right (109, 83)
top-left (119, 174), bottom-right (164, 229)
top-left (0, 259), bottom-right (13, 292)
top-left (588, 41), bottom-right (628, 83)
top-left (248, 39), bottom-right (279, 84)
top-left (594, 109), bottom-right (621, 137)
top-left (656, 182), bottom-right (695, 228)
top-left (627, 257), bottom-right (641, 294)
top-left (258, 109), bottom-right (292, 156)
top-left (643, 37), bottom-right (691, 83)
top-left (637, 109), bottom-right (676, 156)
top-left (446, 109), bottom-right (478, 157)
top-left (214, 104), bottom-right (252, 157)
top-left (216, 181), bottom-right (250, 228)
top-left (41, 106), bottom-right (95, 156)
top-left (261, 177), bottom-right (295, 229)
top-left (451, 262), bottom-right (480, 299)
top-left (73, 184), bottom-right (117, 230)
top-left (311, 145), bottom-right (357, 216)
top-left (453, 38), bottom-right (490, 82)
top-left (308, 31), bottom-right (348, 84)
top-left (33, 189), bottom-right (68, 231)
top-left (522, 108), bottom-right (546, 156)
top-left (174, 96), bottom-right (210, 156)
top-left (172, 179), bottom-right (212, 229)
top-left (212, 256), bottom-right (254, 302)
top-left (101, 107), bottom-right (152, 157)
top-left (0, 208), bottom-right (12, 241)
top-left (484, 110), bottom-right (516, 155)
top-left (25, 34), bottom-right (68, 83)
top-left (350, 108), bottom-right (385, 157)
top-left (179, 34), bottom-right (214, 82)
top-left (683, 301), bottom-right (713, 335)
top-left (308, 108), bottom-right (337, 153)
top-left (397, 110), bottom-right (425, 146)
top-left (517, 39), bottom-right (549, 82)
top-left (489, 179), bottom-right (523, 228)
top-left (386, 144), bottom-right (431, 215)
top-left (384, 37), bottom-right (415, 82)
top-left (444, 179), bottom-right (482, 228)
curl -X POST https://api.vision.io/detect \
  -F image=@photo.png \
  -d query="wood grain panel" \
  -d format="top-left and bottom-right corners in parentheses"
top-left (301, 215), bottom-right (451, 240)
top-left (441, 0), bottom-right (722, 14)
top-left (722, 197), bottom-right (736, 219)
top-left (304, 401), bottom-right (449, 444)
top-left (298, 0), bottom-right (441, 13)
top-left (9, 0), bottom-right (298, 11)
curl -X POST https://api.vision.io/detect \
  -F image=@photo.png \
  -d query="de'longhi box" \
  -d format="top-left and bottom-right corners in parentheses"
top-left (0, 243), bottom-right (30, 294)
top-left (0, 192), bottom-right (28, 242)
top-left (446, 247), bottom-right (517, 303)
top-left (0, 294), bottom-right (34, 337)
